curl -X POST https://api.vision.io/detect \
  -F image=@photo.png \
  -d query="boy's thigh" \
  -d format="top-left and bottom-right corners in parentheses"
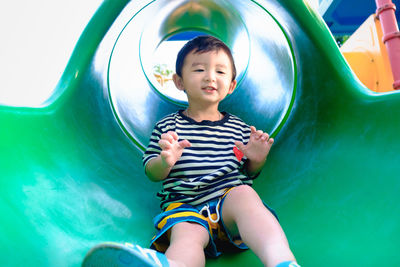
top-left (168, 221), bottom-right (210, 248)
top-left (221, 185), bottom-right (278, 237)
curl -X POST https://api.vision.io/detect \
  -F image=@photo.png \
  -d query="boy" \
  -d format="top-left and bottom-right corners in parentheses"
top-left (83, 36), bottom-right (299, 267)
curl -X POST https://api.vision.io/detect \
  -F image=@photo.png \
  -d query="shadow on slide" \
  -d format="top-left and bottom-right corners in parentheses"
top-left (1, 0), bottom-right (400, 266)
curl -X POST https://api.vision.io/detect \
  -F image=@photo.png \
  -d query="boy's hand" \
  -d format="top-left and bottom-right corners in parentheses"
top-left (158, 131), bottom-right (191, 168)
top-left (234, 126), bottom-right (274, 165)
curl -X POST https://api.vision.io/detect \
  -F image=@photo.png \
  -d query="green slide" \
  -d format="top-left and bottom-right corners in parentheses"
top-left (1, 0), bottom-right (399, 266)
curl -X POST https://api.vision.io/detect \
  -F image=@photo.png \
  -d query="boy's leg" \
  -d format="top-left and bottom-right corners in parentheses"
top-left (221, 185), bottom-right (297, 267)
top-left (165, 221), bottom-right (210, 267)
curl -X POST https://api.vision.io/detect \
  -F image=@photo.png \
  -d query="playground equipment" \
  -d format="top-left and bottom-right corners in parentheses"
top-left (341, 0), bottom-right (399, 91)
top-left (1, 0), bottom-right (400, 266)
top-left (375, 0), bottom-right (400, 89)
top-left (340, 15), bottom-right (394, 92)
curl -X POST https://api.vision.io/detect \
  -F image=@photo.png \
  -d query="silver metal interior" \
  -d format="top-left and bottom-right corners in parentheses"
top-left (108, 0), bottom-right (295, 149)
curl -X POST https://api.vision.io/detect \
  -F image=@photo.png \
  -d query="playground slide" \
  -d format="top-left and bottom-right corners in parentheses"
top-left (1, 0), bottom-right (400, 266)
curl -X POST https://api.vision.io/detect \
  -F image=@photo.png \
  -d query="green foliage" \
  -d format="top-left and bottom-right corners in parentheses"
top-left (153, 64), bottom-right (173, 77)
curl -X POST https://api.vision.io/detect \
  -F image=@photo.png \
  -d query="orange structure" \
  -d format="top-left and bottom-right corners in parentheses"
top-left (340, 15), bottom-right (394, 92)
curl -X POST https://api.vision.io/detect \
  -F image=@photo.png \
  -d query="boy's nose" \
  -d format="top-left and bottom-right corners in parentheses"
top-left (204, 71), bottom-right (216, 82)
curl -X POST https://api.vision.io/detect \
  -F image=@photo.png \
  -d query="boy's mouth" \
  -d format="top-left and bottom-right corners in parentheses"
top-left (202, 86), bottom-right (217, 92)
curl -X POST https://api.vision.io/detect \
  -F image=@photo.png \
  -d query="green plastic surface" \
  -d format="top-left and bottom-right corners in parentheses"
top-left (1, 0), bottom-right (399, 266)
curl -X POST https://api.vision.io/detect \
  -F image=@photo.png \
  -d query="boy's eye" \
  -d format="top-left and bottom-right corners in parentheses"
top-left (217, 71), bottom-right (225, 74)
top-left (194, 69), bottom-right (204, 72)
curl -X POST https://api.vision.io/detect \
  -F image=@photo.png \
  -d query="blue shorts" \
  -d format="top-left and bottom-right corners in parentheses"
top-left (150, 188), bottom-right (278, 258)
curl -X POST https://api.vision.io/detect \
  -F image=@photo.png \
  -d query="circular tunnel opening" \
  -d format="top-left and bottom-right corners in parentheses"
top-left (145, 31), bottom-right (206, 103)
top-left (138, 1), bottom-right (251, 106)
top-left (140, 29), bottom-right (250, 105)
top-left (108, 0), bottom-right (296, 150)
top-left (140, 28), bottom-right (249, 106)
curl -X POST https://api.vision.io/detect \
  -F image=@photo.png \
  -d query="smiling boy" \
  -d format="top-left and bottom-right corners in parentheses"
top-left (83, 36), bottom-right (299, 267)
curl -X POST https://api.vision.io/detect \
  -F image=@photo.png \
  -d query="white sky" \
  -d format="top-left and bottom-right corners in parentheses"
top-left (0, 0), bottom-right (102, 106)
top-left (152, 40), bottom-right (188, 102)
top-left (0, 0), bottom-right (324, 107)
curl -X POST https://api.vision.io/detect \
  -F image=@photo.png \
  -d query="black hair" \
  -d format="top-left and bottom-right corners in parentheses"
top-left (175, 35), bottom-right (237, 81)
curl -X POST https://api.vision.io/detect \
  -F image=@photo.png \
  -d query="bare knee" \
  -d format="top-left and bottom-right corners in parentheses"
top-left (227, 185), bottom-right (261, 205)
top-left (169, 222), bottom-right (209, 249)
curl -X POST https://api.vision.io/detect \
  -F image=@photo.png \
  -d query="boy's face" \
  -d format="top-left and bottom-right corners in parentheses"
top-left (173, 50), bottom-right (237, 107)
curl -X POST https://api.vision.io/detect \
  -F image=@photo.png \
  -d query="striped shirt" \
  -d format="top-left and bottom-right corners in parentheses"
top-left (143, 110), bottom-right (257, 210)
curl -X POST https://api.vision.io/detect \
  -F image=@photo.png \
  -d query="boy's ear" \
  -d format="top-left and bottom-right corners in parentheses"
top-left (228, 79), bottom-right (237, 94)
top-left (173, 74), bottom-right (185, 91)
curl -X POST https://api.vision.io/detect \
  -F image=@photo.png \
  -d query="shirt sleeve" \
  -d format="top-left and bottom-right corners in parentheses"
top-left (142, 124), bottom-right (163, 169)
top-left (237, 119), bottom-right (261, 181)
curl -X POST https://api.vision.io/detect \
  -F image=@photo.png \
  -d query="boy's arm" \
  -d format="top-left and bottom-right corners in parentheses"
top-left (145, 155), bottom-right (174, 182)
top-left (245, 155), bottom-right (268, 177)
top-left (235, 126), bottom-right (274, 177)
top-left (145, 131), bottom-right (191, 182)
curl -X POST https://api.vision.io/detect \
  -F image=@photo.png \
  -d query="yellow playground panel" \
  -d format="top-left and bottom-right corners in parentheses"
top-left (341, 14), bottom-right (394, 92)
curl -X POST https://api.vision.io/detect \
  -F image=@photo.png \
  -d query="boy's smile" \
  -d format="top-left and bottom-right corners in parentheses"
top-left (173, 50), bottom-right (237, 109)
top-left (202, 86), bottom-right (217, 93)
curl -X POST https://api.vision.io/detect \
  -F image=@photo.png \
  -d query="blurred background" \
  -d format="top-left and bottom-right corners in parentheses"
top-left (1, 0), bottom-right (398, 106)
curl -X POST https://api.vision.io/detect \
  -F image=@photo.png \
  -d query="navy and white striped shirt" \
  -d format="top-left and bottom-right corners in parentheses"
top-left (143, 110), bottom-right (256, 210)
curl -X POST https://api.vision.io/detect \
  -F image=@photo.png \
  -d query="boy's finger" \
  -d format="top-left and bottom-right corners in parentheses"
top-left (179, 140), bottom-right (191, 148)
top-left (161, 133), bottom-right (173, 143)
top-left (250, 126), bottom-right (256, 134)
top-left (167, 131), bottom-right (179, 141)
top-left (158, 139), bottom-right (171, 150)
top-left (234, 141), bottom-right (245, 151)
top-left (261, 133), bottom-right (269, 141)
top-left (255, 130), bottom-right (263, 139)
top-left (268, 138), bottom-right (274, 145)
